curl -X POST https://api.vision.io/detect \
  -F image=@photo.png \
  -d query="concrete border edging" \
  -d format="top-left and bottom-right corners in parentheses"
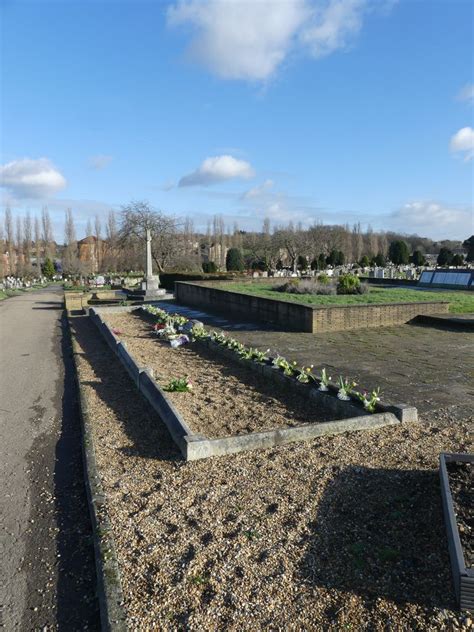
top-left (67, 317), bottom-right (128, 631)
top-left (439, 452), bottom-right (474, 612)
top-left (184, 412), bottom-right (399, 460)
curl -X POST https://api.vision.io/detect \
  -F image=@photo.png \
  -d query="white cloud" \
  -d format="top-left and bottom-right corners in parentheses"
top-left (450, 127), bottom-right (474, 161)
top-left (390, 201), bottom-right (473, 240)
top-left (178, 155), bottom-right (255, 186)
top-left (0, 158), bottom-right (66, 198)
top-left (241, 179), bottom-right (274, 199)
top-left (300, 0), bottom-right (366, 58)
top-left (168, 0), bottom-right (308, 80)
top-left (457, 83), bottom-right (474, 104)
top-left (88, 154), bottom-right (113, 170)
top-left (167, 0), bottom-right (388, 81)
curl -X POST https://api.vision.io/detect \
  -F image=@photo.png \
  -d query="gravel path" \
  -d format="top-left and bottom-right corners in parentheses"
top-left (71, 314), bottom-right (473, 630)
top-left (0, 288), bottom-right (99, 630)
top-left (103, 312), bottom-right (338, 438)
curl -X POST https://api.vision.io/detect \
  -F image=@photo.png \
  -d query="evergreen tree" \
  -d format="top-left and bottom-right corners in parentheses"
top-left (437, 247), bottom-right (453, 266)
top-left (318, 253), bottom-right (327, 270)
top-left (374, 253), bottom-right (386, 267)
top-left (462, 235), bottom-right (474, 262)
top-left (202, 261), bottom-right (217, 273)
top-left (297, 255), bottom-right (308, 270)
top-left (411, 250), bottom-right (426, 266)
top-left (388, 240), bottom-right (410, 264)
top-left (451, 254), bottom-right (464, 267)
top-left (225, 248), bottom-right (245, 271)
top-left (42, 257), bottom-right (55, 279)
top-left (359, 255), bottom-right (370, 267)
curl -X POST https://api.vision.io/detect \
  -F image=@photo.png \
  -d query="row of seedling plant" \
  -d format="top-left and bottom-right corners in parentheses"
top-left (143, 305), bottom-right (381, 413)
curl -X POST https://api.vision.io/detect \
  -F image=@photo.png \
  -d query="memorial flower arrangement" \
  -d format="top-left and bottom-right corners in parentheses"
top-left (142, 305), bottom-right (380, 413)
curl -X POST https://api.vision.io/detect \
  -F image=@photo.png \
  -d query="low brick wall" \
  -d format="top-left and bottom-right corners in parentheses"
top-left (175, 281), bottom-right (450, 333)
top-left (311, 301), bottom-right (450, 332)
top-left (175, 281), bottom-right (314, 331)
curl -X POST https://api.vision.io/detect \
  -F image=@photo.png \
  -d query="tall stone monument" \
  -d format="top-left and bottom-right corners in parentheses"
top-left (140, 229), bottom-right (165, 298)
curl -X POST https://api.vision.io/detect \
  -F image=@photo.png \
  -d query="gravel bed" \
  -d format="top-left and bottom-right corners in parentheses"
top-left (102, 312), bottom-right (339, 439)
top-left (447, 461), bottom-right (474, 569)
top-left (71, 316), bottom-right (474, 631)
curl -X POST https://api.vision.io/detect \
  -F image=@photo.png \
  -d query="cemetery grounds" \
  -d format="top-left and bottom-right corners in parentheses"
top-left (70, 303), bottom-right (474, 630)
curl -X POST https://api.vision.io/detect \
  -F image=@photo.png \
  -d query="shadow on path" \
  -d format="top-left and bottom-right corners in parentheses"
top-left (21, 312), bottom-right (100, 630)
top-left (71, 316), bottom-right (181, 463)
top-left (299, 465), bottom-right (455, 611)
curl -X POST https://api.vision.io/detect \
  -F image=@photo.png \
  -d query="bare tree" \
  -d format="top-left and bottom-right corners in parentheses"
top-left (41, 207), bottom-right (54, 261)
top-left (119, 200), bottom-right (180, 273)
top-left (0, 221), bottom-right (4, 278)
top-left (4, 208), bottom-right (14, 274)
top-left (63, 208), bottom-right (81, 274)
top-left (15, 216), bottom-right (23, 275)
top-left (23, 212), bottom-right (32, 265)
top-left (94, 214), bottom-right (102, 271)
top-left (34, 216), bottom-right (41, 274)
top-left (103, 210), bottom-right (118, 271)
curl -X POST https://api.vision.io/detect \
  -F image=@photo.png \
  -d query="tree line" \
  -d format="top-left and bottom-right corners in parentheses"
top-left (1, 202), bottom-right (471, 278)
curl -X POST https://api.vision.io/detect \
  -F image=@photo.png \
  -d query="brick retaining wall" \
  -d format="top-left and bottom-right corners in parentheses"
top-left (175, 281), bottom-right (450, 333)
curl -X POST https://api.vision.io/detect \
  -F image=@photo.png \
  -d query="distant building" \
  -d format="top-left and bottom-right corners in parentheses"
top-left (77, 235), bottom-right (105, 273)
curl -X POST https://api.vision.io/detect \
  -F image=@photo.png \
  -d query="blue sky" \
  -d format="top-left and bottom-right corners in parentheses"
top-left (1, 0), bottom-right (473, 241)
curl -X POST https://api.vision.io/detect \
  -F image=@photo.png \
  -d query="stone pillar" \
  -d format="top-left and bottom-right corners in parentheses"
top-left (140, 228), bottom-right (164, 297)
top-left (145, 229), bottom-right (153, 280)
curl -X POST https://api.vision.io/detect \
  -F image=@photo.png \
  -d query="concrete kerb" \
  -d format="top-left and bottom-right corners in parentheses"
top-left (67, 318), bottom-right (128, 632)
top-left (185, 412), bottom-right (399, 460)
top-left (439, 452), bottom-right (474, 612)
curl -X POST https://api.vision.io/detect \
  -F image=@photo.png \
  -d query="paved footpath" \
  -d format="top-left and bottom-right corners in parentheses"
top-left (0, 287), bottom-right (99, 630)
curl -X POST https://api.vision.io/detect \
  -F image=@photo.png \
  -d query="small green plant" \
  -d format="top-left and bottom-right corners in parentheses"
top-left (318, 368), bottom-right (331, 391)
top-left (251, 348), bottom-right (270, 363)
top-left (296, 365), bottom-right (314, 383)
top-left (337, 376), bottom-right (356, 400)
top-left (163, 376), bottom-right (193, 392)
top-left (317, 273), bottom-right (330, 285)
top-left (237, 346), bottom-right (254, 360)
top-left (239, 347), bottom-right (269, 362)
top-left (189, 573), bottom-right (210, 586)
top-left (211, 331), bottom-right (227, 345)
top-left (355, 387), bottom-right (381, 412)
top-left (272, 356), bottom-right (297, 376)
top-left (337, 273), bottom-right (361, 295)
top-left (191, 324), bottom-right (208, 340)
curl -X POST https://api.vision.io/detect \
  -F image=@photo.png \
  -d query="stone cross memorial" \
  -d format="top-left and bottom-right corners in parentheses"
top-left (140, 228), bottom-right (165, 298)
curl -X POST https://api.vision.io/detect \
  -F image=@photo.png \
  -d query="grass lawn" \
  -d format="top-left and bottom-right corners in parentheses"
top-left (218, 282), bottom-right (474, 314)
